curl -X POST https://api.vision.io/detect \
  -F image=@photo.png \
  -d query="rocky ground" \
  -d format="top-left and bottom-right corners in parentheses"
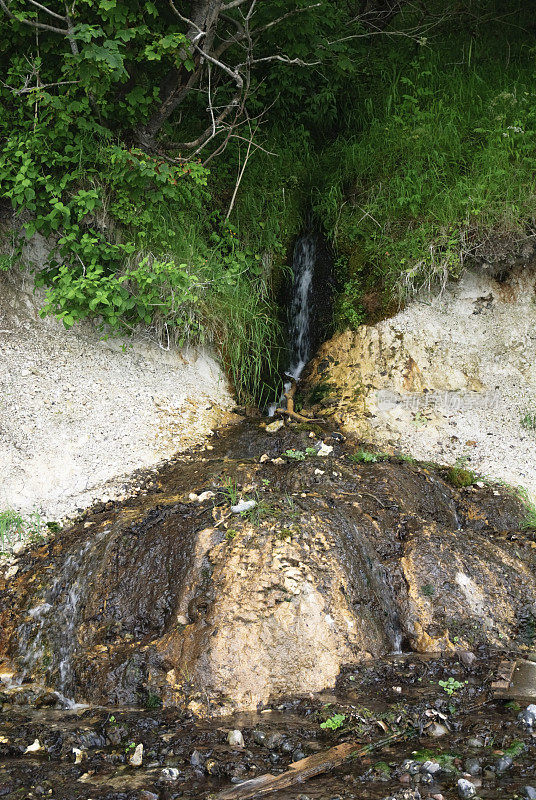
top-left (1, 653), bottom-right (536, 799)
top-left (0, 248), bottom-right (234, 524)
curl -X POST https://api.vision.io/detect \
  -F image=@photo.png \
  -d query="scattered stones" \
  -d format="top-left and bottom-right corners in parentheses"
top-left (457, 778), bottom-right (477, 799)
top-left (316, 442), bottom-right (333, 456)
top-left (227, 729), bottom-right (245, 748)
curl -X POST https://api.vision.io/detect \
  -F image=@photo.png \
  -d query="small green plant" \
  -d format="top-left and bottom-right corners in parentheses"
top-left (0, 508), bottom-right (46, 552)
top-left (225, 528), bottom-right (238, 541)
top-left (438, 677), bottom-right (467, 697)
top-left (446, 458), bottom-right (475, 488)
top-left (505, 739), bottom-right (526, 757)
top-left (348, 450), bottom-right (388, 464)
top-left (320, 713), bottom-right (346, 730)
top-left (421, 583), bottom-right (435, 597)
top-left (283, 449), bottom-right (306, 460)
top-left (521, 412), bottom-right (536, 431)
top-left (125, 741), bottom-right (136, 753)
top-left (219, 477), bottom-right (241, 506)
top-left (144, 692), bottom-right (162, 710)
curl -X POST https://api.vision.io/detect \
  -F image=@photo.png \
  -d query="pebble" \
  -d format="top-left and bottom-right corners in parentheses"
top-left (190, 750), bottom-right (203, 767)
top-left (231, 500), bottom-right (256, 513)
top-left (24, 738), bottom-right (42, 754)
top-left (521, 704), bottom-right (536, 726)
top-left (422, 760), bottom-right (441, 774)
top-left (140, 793), bottom-right (158, 800)
top-left (128, 743), bottom-right (143, 766)
top-left (197, 491), bottom-right (215, 503)
top-left (467, 737), bottom-right (484, 747)
top-left (265, 420), bottom-right (284, 433)
top-left (457, 778), bottom-right (477, 798)
top-left (265, 732), bottom-right (285, 750)
top-left (523, 787), bottom-right (536, 800)
top-left (161, 767), bottom-right (180, 781)
top-left (428, 722), bottom-right (449, 737)
top-left (252, 729), bottom-right (266, 745)
top-left (464, 757), bottom-right (482, 775)
top-left (317, 442), bottom-right (333, 456)
top-left (495, 754), bottom-right (513, 773)
top-left (227, 729), bottom-right (245, 748)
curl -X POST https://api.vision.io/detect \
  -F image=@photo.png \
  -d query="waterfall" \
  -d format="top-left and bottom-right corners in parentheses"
top-left (268, 233), bottom-right (316, 414)
top-left (288, 233), bottom-right (316, 381)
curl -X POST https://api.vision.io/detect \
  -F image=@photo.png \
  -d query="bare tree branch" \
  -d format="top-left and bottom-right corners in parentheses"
top-left (26, 0), bottom-right (66, 21)
top-left (0, 0), bottom-right (69, 34)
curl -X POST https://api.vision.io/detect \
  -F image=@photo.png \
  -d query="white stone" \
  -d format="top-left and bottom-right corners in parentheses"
top-left (227, 729), bottom-right (245, 748)
top-left (317, 443), bottom-right (333, 457)
top-left (24, 738), bottom-right (42, 754)
top-left (265, 419), bottom-right (284, 433)
top-left (231, 500), bottom-right (256, 514)
top-left (128, 743), bottom-right (143, 766)
top-left (197, 491), bottom-right (215, 503)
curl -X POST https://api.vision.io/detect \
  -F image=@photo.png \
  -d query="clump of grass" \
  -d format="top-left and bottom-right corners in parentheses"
top-left (521, 412), bottom-right (536, 431)
top-left (0, 509), bottom-right (46, 553)
top-left (446, 458), bottom-right (475, 488)
top-left (348, 449), bottom-right (388, 464)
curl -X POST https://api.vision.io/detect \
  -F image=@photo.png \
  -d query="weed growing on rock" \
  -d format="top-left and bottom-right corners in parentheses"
top-left (438, 678), bottom-right (467, 697)
top-left (320, 713), bottom-right (346, 731)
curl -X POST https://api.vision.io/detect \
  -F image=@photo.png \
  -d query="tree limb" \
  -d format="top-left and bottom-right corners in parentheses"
top-left (0, 0), bottom-right (69, 34)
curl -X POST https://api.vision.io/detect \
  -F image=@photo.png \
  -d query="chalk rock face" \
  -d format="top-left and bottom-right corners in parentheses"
top-left (0, 246), bottom-right (234, 523)
top-left (303, 265), bottom-right (536, 499)
top-left (1, 423), bottom-right (535, 713)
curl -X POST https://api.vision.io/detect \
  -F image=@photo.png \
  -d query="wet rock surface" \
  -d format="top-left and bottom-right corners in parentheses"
top-left (1, 420), bottom-right (536, 713)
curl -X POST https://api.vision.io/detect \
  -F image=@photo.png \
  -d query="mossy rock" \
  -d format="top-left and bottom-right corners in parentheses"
top-left (446, 466), bottom-right (475, 488)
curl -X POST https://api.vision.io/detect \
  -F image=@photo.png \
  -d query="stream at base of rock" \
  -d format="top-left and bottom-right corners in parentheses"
top-left (1, 653), bottom-right (536, 799)
top-left (2, 419), bottom-right (536, 798)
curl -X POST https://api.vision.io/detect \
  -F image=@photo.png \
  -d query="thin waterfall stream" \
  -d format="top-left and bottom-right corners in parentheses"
top-left (269, 232), bottom-right (317, 415)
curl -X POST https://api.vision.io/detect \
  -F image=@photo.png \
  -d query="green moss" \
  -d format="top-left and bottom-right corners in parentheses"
top-left (446, 466), bottom-right (475, 488)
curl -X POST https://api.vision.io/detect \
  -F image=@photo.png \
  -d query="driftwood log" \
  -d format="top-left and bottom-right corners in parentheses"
top-left (275, 377), bottom-right (324, 424)
top-left (214, 732), bottom-right (406, 800)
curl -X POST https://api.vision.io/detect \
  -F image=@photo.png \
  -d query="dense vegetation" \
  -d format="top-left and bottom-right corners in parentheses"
top-left (0, 1), bottom-right (534, 402)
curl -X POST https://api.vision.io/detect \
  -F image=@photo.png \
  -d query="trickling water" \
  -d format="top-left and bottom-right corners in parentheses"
top-left (288, 233), bottom-right (316, 382)
top-left (17, 529), bottom-right (109, 701)
top-left (269, 233), bottom-right (316, 415)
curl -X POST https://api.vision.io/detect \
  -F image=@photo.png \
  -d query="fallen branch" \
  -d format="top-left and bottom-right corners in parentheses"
top-left (214, 731), bottom-right (408, 800)
top-left (275, 407), bottom-right (324, 424)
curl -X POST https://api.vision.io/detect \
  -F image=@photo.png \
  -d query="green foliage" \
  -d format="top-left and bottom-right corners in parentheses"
top-left (438, 678), bottom-right (467, 697)
top-left (311, 7), bottom-right (536, 316)
top-left (421, 583), bottom-right (435, 598)
top-left (348, 450), bottom-right (388, 464)
top-left (0, 509), bottom-right (46, 552)
top-left (446, 459), bottom-right (475, 488)
top-left (320, 713), bottom-right (346, 730)
top-left (521, 412), bottom-right (536, 431)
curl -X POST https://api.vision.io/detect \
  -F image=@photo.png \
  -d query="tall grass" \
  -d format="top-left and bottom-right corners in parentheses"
top-left (310, 19), bottom-right (536, 319)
